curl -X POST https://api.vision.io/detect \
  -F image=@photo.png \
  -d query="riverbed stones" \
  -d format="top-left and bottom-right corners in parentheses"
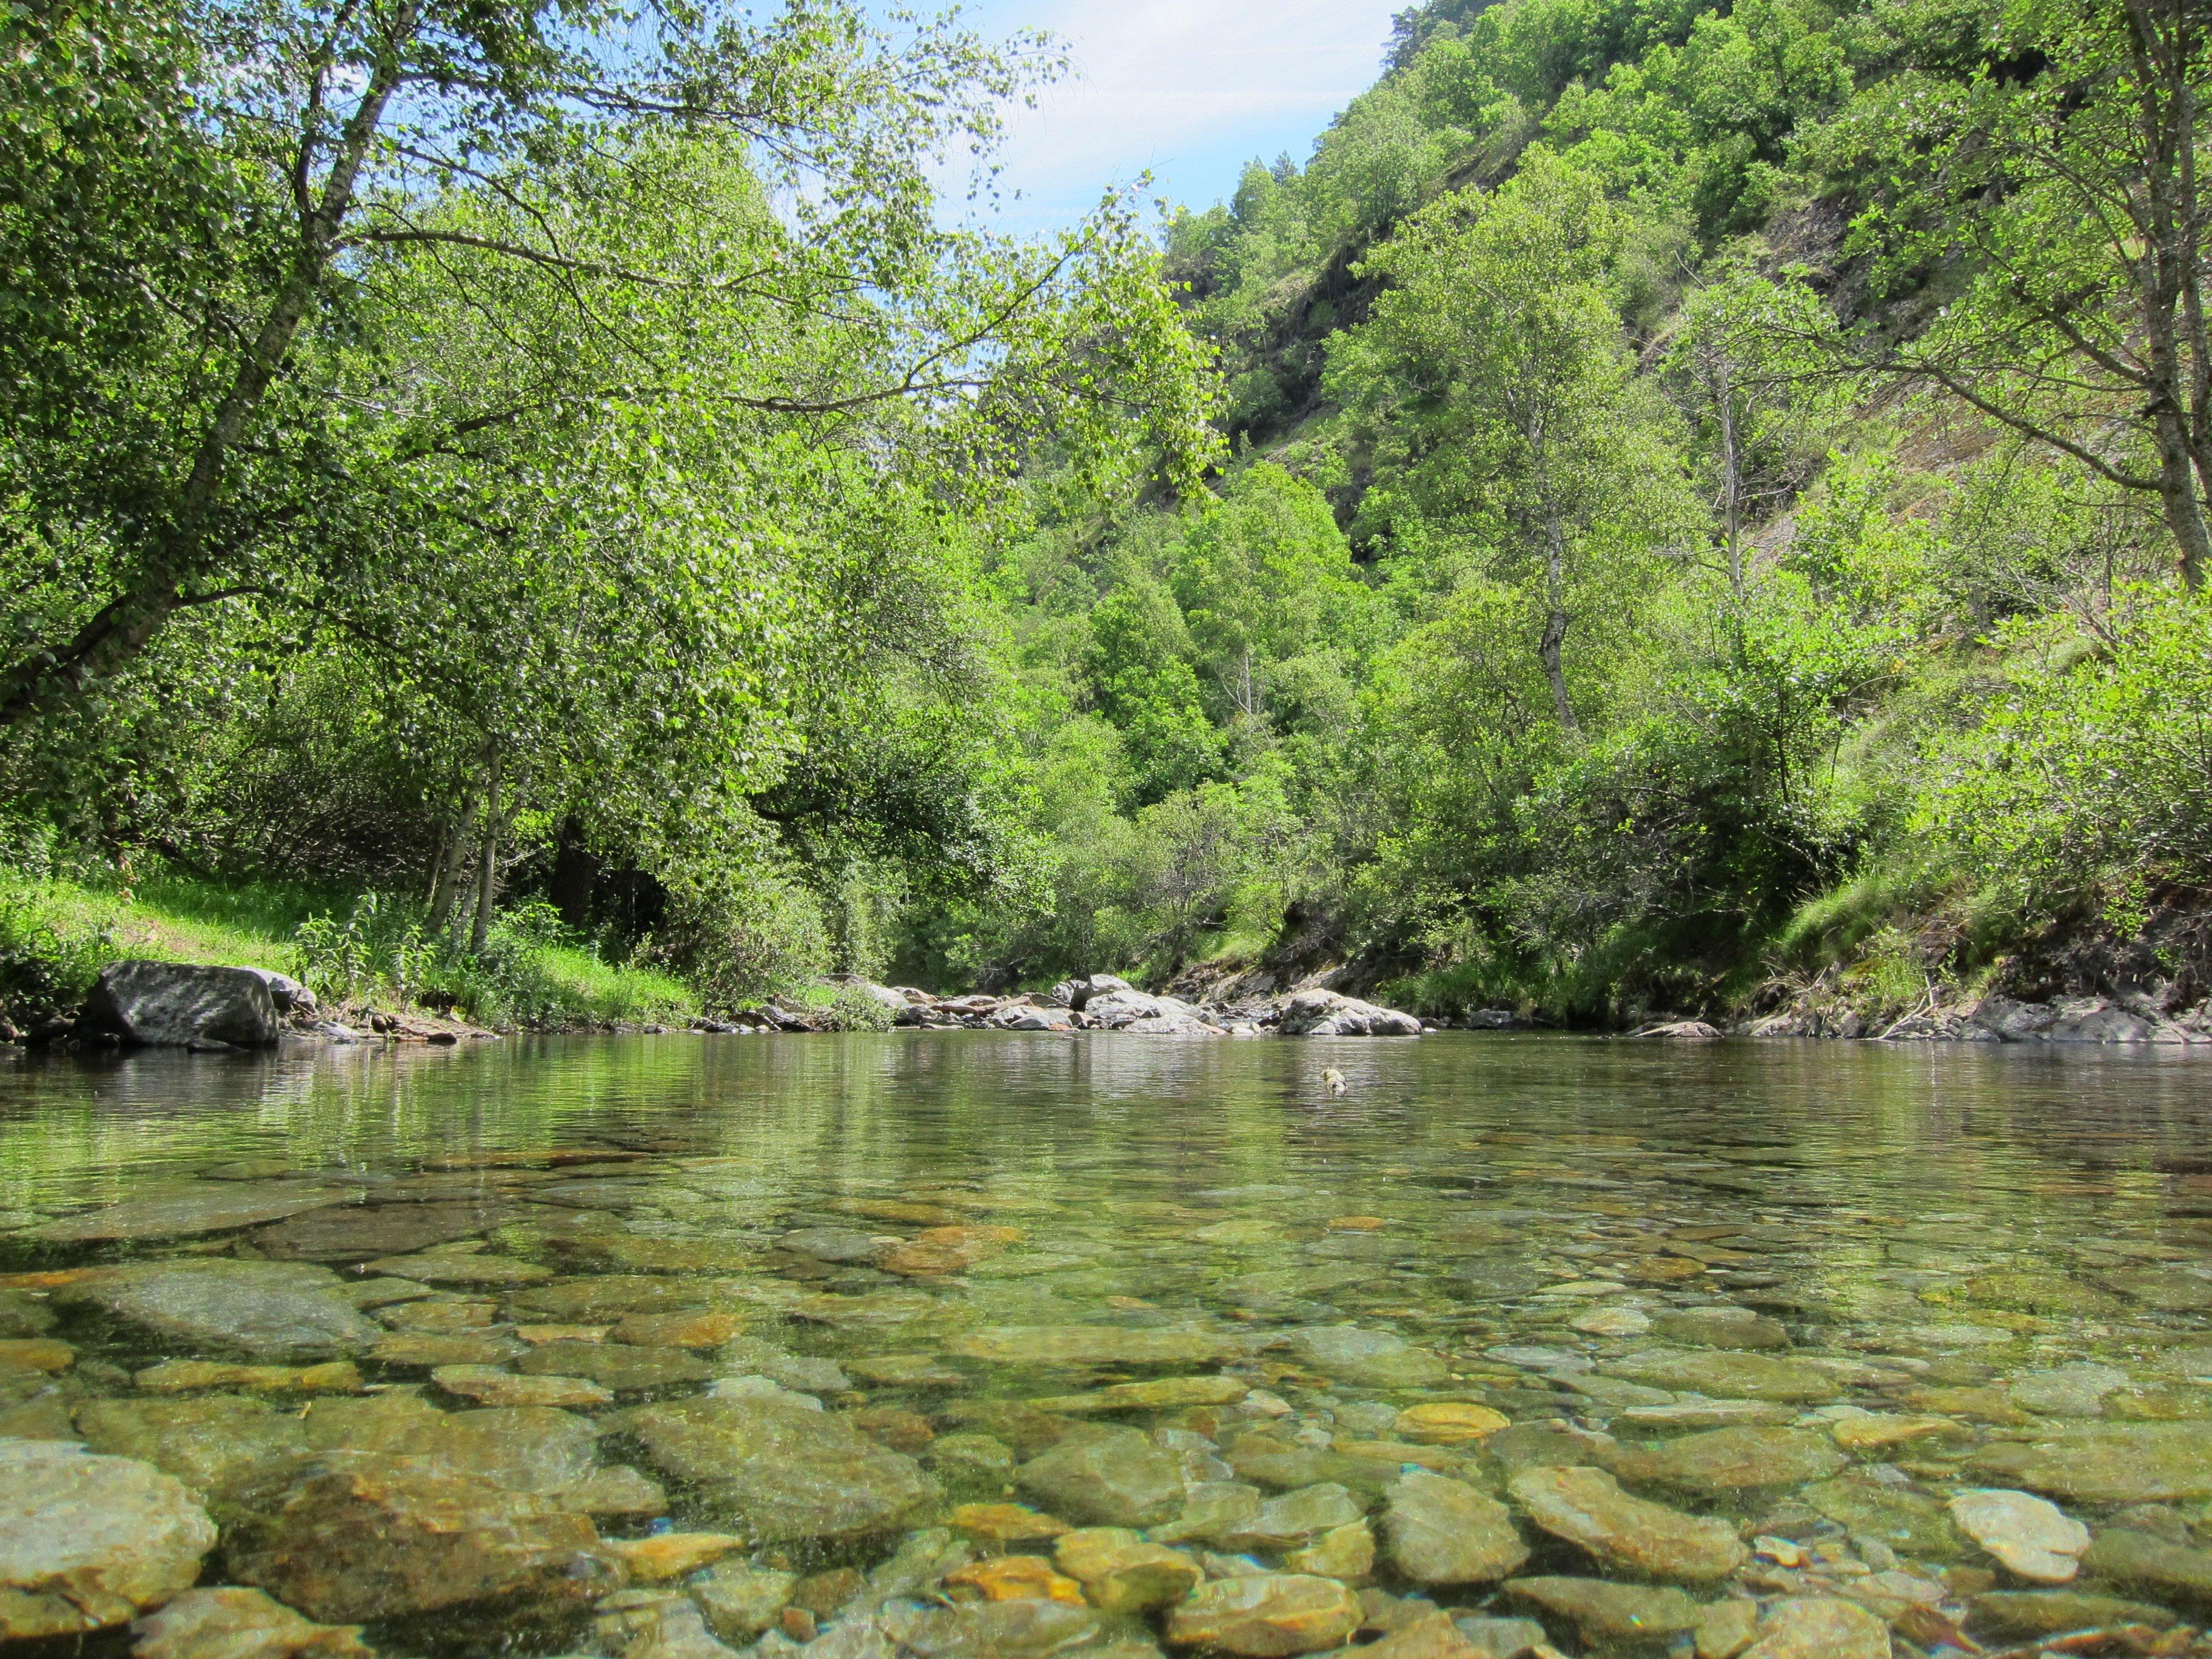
top-left (365, 1253), bottom-right (553, 1287)
top-left (254, 1201), bottom-right (523, 1262)
top-left (1164, 1574), bottom-right (1361, 1655)
top-left (431, 1364), bottom-right (614, 1407)
top-left (1218, 1483), bottom-right (1365, 1551)
top-left (517, 1340), bottom-right (712, 1390)
top-left (224, 1462), bottom-right (617, 1623)
top-left (689, 1561), bottom-right (799, 1641)
top-left (896, 1598), bottom-right (1102, 1658)
top-left (615, 1394), bottom-right (937, 1540)
top-left (1017, 1427), bottom-right (1185, 1527)
top-left (1383, 1472), bottom-right (1528, 1584)
top-left (953, 1326), bottom-right (1238, 1366)
top-left (714, 1334), bottom-right (850, 1393)
top-left (1283, 1326), bottom-right (1448, 1388)
top-left (1503, 1577), bottom-right (1701, 1642)
top-left (297, 1397), bottom-right (605, 1496)
top-left (0, 1336), bottom-right (73, 1372)
top-left (369, 1330), bottom-right (523, 1367)
top-left (0, 1289), bottom-right (55, 1336)
top-left (135, 1359), bottom-right (363, 1395)
top-left (1601, 1350), bottom-right (1842, 1403)
top-left (0, 1439), bottom-right (218, 1637)
top-left (2008, 1362), bottom-right (2130, 1417)
top-left (2081, 1528), bottom-right (2212, 1608)
top-left (1395, 1403), bottom-right (1509, 1445)
top-left (1803, 1475), bottom-right (1965, 1558)
top-left (1053, 1529), bottom-right (1202, 1613)
top-left (76, 1395), bottom-right (316, 1505)
top-left (1968, 1421), bottom-right (2212, 1501)
top-left (1285, 1520), bottom-right (1375, 1583)
top-left (32, 1184), bottom-right (352, 1244)
top-left (1969, 1588), bottom-right (2182, 1638)
top-left (131, 1587), bottom-right (372, 1659)
top-left (1030, 1376), bottom-right (1248, 1413)
top-left (508, 1275), bottom-right (742, 1324)
top-left (1507, 1466), bottom-right (1748, 1581)
top-left (1947, 1488), bottom-right (2091, 1582)
top-left (57, 1259), bottom-right (378, 1358)
top-left (1738, 1597), bottom-right (1889, 1659)
top-left (606, 1532), bottom-right (748, 1583)
top-left (1647, 1307), bottom-right (1791, 1350)
top-left (612, 1310), bottom-right (746, 1349)
top-left (1613, 1426), bottom-right (1846, 1494)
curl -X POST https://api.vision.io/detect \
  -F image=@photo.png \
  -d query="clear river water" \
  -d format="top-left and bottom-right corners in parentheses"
top-left (4, 1033), bottom-right (2211, 1659)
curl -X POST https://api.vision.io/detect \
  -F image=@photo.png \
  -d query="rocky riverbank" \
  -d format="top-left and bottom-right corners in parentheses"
top-left (702, 976), bottom-right (1428, 1040)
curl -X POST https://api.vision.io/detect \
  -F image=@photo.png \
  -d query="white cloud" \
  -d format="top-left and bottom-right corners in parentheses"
top-left (957, 0), bottom-right (1401, 223)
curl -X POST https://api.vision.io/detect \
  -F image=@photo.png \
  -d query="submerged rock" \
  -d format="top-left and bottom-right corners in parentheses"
top-left (615, 1394), bottom-right (937, 1541)
top-left (689, 1561), bottom-right (799, 1642)
top-left (1601, 1349), bottom-right (1842, 1403)
top-left (76, 1395), bottom-right (318, 1506)
top-left (1017, 1427), bottom-right (1185, 1527)
top-left (0, 1439), bottom-right (218, 1638)
top-left (1948, 1487), bottom-right (2090, 1582)
top-left (224, 1462), bottom-right (615, 1623)
top-left (254, 1201), bottom-right (523, 1262)
top-left (57, 1259), bottom-right (377, 1358)
top-left (2081, 1528), bottom-right (2212, 1609)
top-left (1738, 1596), bottom-right (1889, 1659)
top-left (32, 1185), bottom-right (352, 1244)
top-left (1969, 1587), bottom-right (2182, 1637)
top-left (131, 1587), bottom-right (372, 1659)
top-left (896, 1598), bottom-right (1102, 1658)
top-left (1503, 1577), bottom-right (1700, 1642)
top-left (1382, 1472), bottom-right (1528, 1584)
top-left (1282, 1326), bottom-right (1448, 1388)
top-left (1507, 1466), bottom-right (1746, 1581)
top-left (1969, 1421), bottom-right (2212, 1502)
top-left (1613, 1425), bottom-right (1846, 1494)
top-left (1163, 1573), bottom-right (1361, 1655)
top-left (954, 1326), bottom-right (1238, 1366)
top-left (516, 1340), bottom-right (712, 1390)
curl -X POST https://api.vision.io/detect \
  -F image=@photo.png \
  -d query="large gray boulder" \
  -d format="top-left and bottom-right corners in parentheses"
top-left (1050, 974), bottom-right (1134, 1011)
top-left (79, 960), bottom-right (281, 1047)
top-left (1084, 988), bottom-right (1221, 1034)
top-left (1273, 989), bottom-right (1422, 1037)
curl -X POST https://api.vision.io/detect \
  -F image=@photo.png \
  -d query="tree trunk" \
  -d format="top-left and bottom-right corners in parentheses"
top-left (1540, 512), bottom-right (1577, 731)
top-left (426, 796), bottom-right (475, 935)
top-left (0, 0), bottom-right (423, 726)
top-left (470, 746), bottom-right (503, 955)
top-left (1717, 360), bottom-right (1744, 602)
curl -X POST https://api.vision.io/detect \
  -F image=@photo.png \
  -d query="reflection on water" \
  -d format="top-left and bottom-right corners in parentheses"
top-left (2, 1034), bottom-right (2210, 1658)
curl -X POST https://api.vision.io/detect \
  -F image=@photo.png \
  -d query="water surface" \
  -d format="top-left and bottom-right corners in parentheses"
top-left (4, 1034), bottom-right (2210, 1657)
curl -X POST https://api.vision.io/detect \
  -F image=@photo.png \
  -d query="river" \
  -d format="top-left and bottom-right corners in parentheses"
top-left (2, 1033), bottom-right (2210, 1657)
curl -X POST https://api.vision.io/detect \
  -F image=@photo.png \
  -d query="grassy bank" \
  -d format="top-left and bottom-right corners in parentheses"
top-left (0, 866), bottom-right (695, 1031)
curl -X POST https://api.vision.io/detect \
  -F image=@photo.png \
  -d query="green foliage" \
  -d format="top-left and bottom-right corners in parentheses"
top-left (1923, 589), bottom-right (2212, 920)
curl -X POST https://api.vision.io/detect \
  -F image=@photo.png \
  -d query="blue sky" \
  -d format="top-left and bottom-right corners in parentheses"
top-left (925, 0), bottom-right (1406, 233)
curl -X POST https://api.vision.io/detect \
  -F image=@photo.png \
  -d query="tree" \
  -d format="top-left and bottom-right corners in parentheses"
top-left (1667, 267), bottom-right (1842, 600)
top-left (1840, 0), bottom-right (2212, 588)
top-left (1329, 150), bottom-right (1700, 728)
top-left (0, 0), bottom-right (1214, 729)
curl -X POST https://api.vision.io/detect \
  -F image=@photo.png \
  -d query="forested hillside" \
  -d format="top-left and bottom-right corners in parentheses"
top-left (4, 0), bottom-right (2210, 1029)
top-left (897, 0), bottom-right (2212, 1026)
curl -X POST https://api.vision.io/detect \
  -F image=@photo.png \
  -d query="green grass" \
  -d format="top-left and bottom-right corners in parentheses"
top-left (0, 865), bottom-right (699, 1030)
top-left (507, 942), bottom-right (693, 1027)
